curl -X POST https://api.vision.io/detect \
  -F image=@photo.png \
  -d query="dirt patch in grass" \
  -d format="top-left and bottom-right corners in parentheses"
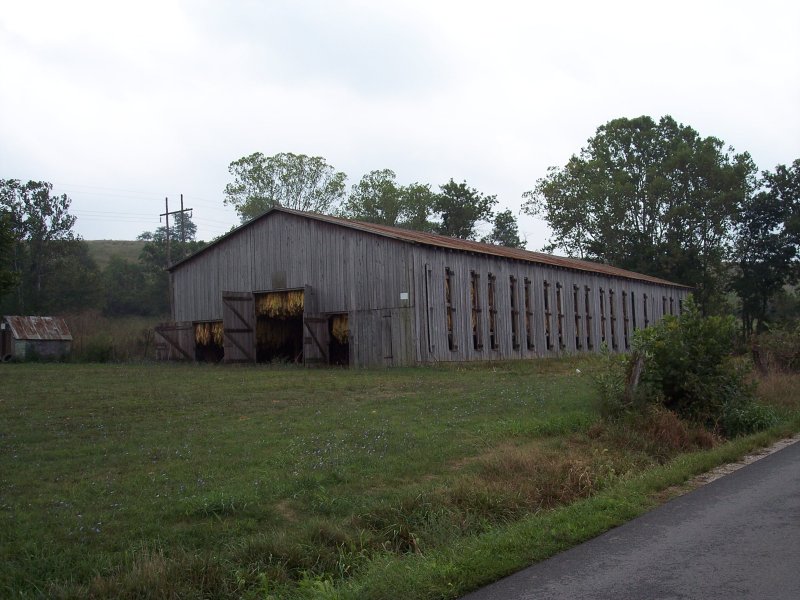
top-left (274, 499), bottom-right (299, 523)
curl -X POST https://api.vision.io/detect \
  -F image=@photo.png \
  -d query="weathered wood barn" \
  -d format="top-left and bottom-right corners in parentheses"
top-left (157, 207), bottom-right (690, 367)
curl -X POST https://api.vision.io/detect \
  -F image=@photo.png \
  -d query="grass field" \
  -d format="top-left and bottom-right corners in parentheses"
top-left (1, 359), bottom-right (797, 599)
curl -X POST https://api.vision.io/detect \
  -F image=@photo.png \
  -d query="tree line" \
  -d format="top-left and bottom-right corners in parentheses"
top-left (1, 114), bottom-right (797, 333)
top-left (521, 116), bottom-right (798, 333)
top-left (224, 153), bottom-right (526, 248)
top-left (0, 166), bottom-right (523, 318)
top-left (0, 180), bottom-right (203, 317)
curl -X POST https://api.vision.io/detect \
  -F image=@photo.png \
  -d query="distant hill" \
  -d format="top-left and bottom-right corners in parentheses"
top-left (85, 240), bottom-right (146, 270)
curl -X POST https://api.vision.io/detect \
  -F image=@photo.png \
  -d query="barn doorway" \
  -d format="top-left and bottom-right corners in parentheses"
top-left (255, 290), bottom-right (305, 364)
top-left (328, 313), bottom-right (349, 366)
top-left (194, 321), bottom-right (224, 362)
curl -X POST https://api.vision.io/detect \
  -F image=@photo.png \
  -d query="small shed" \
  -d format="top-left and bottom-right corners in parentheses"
top-left (1, 316), bottom-right (73, 362)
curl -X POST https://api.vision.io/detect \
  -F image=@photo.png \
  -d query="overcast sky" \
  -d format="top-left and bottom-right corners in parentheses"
top-left (1, 0), bottom-right (798, 247)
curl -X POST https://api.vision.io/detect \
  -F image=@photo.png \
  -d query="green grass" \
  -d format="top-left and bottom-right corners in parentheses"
top-left (0, 359), bottom-right (797, 598)
top-left (85, 240), bottom-right (145, 270)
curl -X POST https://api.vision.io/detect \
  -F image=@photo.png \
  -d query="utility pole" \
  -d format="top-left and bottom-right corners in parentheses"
top-left (180, 194), bottom-right (186, 243)
top-left (159, 196), bottom-right (193, 267)
top-left (159, 195), bottom-right (193, 322)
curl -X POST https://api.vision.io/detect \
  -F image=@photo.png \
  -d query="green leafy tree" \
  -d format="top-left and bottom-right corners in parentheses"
top-left (523, 116), bottom-right (756, 314)
top-left (137, 213), bottom-right (206, 315)
top-left (339, 170), bottom-right (438, 231)
top-left (224, 152), bottom-right (347, 222)
top-left (435, 179), bottom-right (497, 240)
top-left (767, 160), bottom-right (800, 246)
top-left (400, 182), bottom-right (438, 232)
top-left (0, 211), bottom-right (18, 298)
top-left (103, 256), bottom-right (152, 316)
top-left (138, 212), bottom-right (200, 263)
top-left (339, 169), bottom-right (404, 225)
top-left (0, 179), bottom-right (90, 313)
top-left (482, 209), bottom-right (525, 248)
top-left (730, 160), bottom-right (799, 335)
top-left (40, 240), bottom-right (104, 313)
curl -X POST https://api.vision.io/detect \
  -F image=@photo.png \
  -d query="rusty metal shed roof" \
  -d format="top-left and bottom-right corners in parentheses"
top-left (2, 316), bottom-right (73, 341)
top-left (169, 207), bottom-right (690, 288)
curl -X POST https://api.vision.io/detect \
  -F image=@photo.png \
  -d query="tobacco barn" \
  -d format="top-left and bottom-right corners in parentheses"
top-left (156, 207), bottom-right (690, 367)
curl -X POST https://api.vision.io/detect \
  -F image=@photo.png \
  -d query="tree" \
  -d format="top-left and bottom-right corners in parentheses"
top-left (39, 240), bottom-right (104, 313)
top-left (0, 211), bottom-right (18, 298)
top-left (0, 180), bottom-right (84, 313)
top-left (103, 256), bottom-right (152, 316)
top-left (482, 209), bottom-right (525, 248)
top-left (339, 169), bottom-right (404, 226)
top-left (400, 183), bottom-right (438, 232)
top-left (137, 213), bottom-right (206, 316)
top-left (138, 211), bottom-right (200, 263)
top-left (434, 179), bottom-right (497, 240)
top-left (730, 160), bottom-right (799, 335)
top-left (768, 160), bottom-right (800, 247)
top-left (523, 116), bottom-right (756, 314)
top-left (339, 170), bottom-right (438, 231)
top-left (224, 152), bottom-right (347, 222)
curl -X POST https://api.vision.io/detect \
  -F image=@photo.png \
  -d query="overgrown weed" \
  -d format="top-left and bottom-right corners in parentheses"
top-left (64, 310), bottom-right (161, 362)
top-left (756, 372), bottom-right (800, 411)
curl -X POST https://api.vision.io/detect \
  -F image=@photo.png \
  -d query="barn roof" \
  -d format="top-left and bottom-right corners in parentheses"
top-left (169, 207), bottom-right (690, 288)
top-left (2, 316), bottom-right (73, 341)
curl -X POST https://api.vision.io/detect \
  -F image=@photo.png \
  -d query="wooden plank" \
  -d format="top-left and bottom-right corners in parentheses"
top-left (222, 291), bottom-right (255, 363)
top-left (303, 309), bottom-right (331, 366)
top-left (382, 312), bottom-right (393, 365)
top-left (304, 319), bottom-right (328, 362)
top-left (155, 322), bottom-right (194, 361)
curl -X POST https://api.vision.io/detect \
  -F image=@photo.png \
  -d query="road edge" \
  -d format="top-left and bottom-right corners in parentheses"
top-left (673, 432), bottom-right (800, 493)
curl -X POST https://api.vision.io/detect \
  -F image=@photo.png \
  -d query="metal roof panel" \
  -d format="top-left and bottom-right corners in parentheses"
top-left (169, 207), bottom-right (690, 289)
top-left (3, 316), bottom-right (73, 341)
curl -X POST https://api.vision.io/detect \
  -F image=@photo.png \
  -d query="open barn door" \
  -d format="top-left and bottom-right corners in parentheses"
top-left (155, 321), bottom-right (194, 361)
top-left (222, 291), bottom-right (256, 363)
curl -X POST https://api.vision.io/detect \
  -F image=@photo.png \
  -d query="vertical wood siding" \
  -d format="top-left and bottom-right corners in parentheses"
top-left (409, 247), bottom-right (689, 363)
top-left (171, 212), bottom-right (690, 366)
top-left (172, 213), bottom-right (416, 367)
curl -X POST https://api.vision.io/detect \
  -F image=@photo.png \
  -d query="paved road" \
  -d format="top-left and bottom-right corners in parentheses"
top-left (462, 440), bottom-right (800, 600)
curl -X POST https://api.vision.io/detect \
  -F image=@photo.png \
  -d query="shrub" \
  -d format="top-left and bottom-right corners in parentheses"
top-left (722, 400), bottom-right (779, 437)
top-left (629, 297), bottom-right (774, 436)
top-left (592, 406), bottom-right (717, 463)
top-left (80, 337), bottom-right (116, 363)
top-left (591, 345), bottom-right (631, 419)
top-left (754, 324), bottom-right (800, 372)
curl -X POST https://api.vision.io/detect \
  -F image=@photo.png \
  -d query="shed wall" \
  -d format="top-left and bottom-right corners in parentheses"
top-left (12, 339), bottom-right (71, 360)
